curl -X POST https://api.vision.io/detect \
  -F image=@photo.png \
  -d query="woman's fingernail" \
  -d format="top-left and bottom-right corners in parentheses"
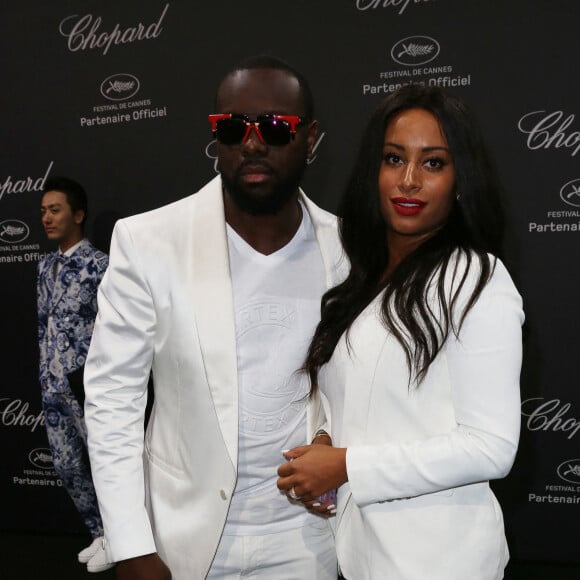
top-left (329, 509), bottom-right (337, 514)
top-left (326, 504), bottom-right (336, 511)
top-left (312, 502), bottom-right (321, 507)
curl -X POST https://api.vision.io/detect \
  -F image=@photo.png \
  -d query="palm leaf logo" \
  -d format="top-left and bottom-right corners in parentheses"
top-left (398, 43), bottom-right (435, 58)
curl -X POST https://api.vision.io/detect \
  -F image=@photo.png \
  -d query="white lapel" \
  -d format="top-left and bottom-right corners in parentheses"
top-left (191, 176), bottom-right (238, 468)
top-left (301, 192), bottom-right (347, 290)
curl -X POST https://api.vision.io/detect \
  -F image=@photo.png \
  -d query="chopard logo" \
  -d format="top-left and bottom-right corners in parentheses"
top-left (59, 3), bottom-right (169, 55)
top-left (518, 110), bottom-right (580, 157)
top-left (0, 398), bottom-right (45, 433)
top-left (0, 220), bottom-right (30, 244)
top-left (557, 459), bottom-right (580, 484)
top-left (559, 178), bottom-right (580, 208)
top-left (391, 36), bottom-right (440, 66)
top-left (100, 73), bottom-right (140, 101)
top-left (521, 398), bottom-right (580, 440)
top-left (355, 0), bottom-right (434, 16)
top-left (28, 448), bottom-right (54, 470)
top-left (0, 161), bottom-right (53, 202)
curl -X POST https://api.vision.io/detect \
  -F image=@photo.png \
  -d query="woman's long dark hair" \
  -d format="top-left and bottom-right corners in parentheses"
top-left (306, 84), bottom-right (506, 392)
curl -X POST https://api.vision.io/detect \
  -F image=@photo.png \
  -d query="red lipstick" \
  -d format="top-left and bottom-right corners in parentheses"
top-left (391, 197), bottom-right (426, 216)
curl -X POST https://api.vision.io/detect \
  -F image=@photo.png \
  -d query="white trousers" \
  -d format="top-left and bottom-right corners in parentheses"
top-left (207, 518), bottom-right (337, 579)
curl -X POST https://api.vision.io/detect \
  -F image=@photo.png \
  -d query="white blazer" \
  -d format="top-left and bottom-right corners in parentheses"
top-left (320, 253), bottom-right (524, 580)
top-left (84, 176), bottom-right (345, 580)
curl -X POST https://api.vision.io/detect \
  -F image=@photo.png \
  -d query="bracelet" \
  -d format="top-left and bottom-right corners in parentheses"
top-left (313, 429), bottom-right (330, 439)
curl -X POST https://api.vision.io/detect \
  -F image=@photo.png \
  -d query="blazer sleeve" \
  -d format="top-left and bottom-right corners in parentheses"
top-left (84, 220), bottom-right (157, 561)
top-left (347, 257), bottom-right (524, 506)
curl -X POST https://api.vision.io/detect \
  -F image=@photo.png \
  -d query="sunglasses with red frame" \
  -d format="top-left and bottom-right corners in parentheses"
top-left (208, 113), bottom-right (307, 146)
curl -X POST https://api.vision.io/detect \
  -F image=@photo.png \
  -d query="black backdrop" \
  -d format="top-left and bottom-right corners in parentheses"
top-left (1, 0), bottom-right (579, 564)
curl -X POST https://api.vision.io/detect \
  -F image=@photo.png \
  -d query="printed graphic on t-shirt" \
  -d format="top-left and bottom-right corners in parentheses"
top-left (236, 299), bottom-right (307, 436)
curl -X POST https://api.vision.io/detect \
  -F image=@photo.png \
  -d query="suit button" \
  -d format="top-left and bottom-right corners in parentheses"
top-left (220, 489), bottom-right (227, 500)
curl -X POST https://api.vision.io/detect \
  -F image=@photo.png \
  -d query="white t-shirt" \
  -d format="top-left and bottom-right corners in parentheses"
top-left (223, 202), bottom-right (326, 535)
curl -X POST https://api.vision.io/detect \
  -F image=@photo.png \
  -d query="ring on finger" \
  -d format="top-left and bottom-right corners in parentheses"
top-left (289, 487), bottom-right (299, 500)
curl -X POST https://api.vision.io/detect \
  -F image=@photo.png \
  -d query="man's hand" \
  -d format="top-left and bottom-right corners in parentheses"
top-left (116, 553), bottom-right (172, 580)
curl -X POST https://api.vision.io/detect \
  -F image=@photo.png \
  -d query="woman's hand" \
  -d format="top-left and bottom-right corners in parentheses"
top-left (277, 444), bottom-right (348, 503)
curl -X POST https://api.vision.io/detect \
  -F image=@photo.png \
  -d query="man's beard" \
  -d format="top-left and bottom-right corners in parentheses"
top-left (221, 162), bottom-right (307, 216)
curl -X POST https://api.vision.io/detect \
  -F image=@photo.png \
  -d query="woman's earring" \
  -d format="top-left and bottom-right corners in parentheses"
top-left (456, 192), bottom-right (461, 201)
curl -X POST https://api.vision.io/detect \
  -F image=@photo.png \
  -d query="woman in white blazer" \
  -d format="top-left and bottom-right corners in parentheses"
top-left (277, 85), bottom-right (524, 580)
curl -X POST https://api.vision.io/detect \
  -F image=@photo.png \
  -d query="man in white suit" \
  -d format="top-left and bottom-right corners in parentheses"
top-left (84, 55), bottom-right (344, 579)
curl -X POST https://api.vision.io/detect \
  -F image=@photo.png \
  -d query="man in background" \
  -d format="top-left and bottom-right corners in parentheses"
top-left (84, 55), bottom-right (344, 579)
top-left (38, 176), bottom-right (111, 573)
